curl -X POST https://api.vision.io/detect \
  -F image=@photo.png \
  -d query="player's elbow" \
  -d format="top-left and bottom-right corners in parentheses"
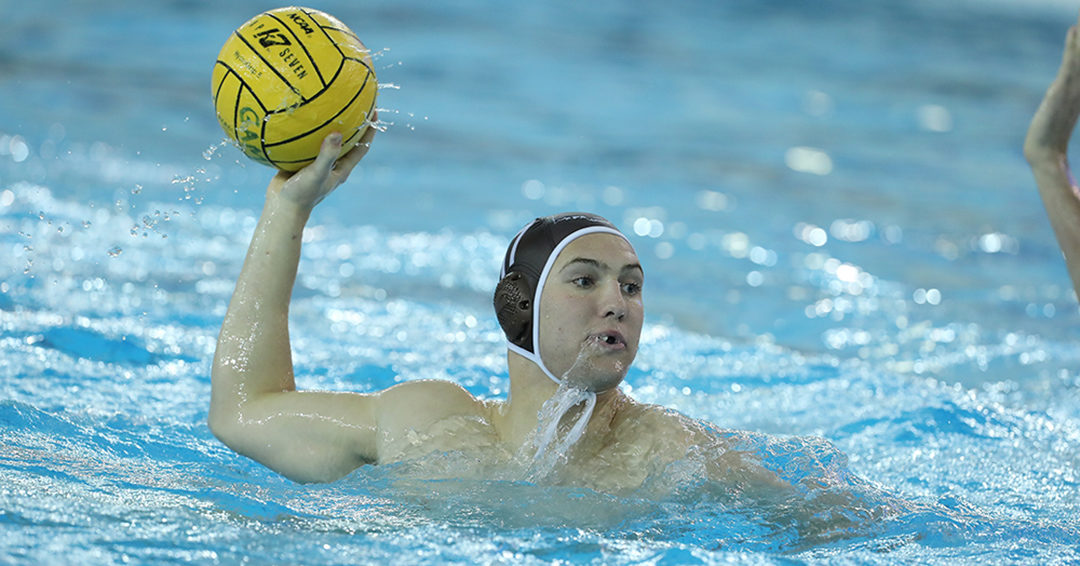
top-left (207, 366), bottom-right (251, 449)
top-left (207, 400), bottom-right (246, 451)
top-left (1023, 134), bottom-right (1063, 168)
top-left (207, 412), bottom-right (235, 447)
top-left (1023, 137), bottom-right (1042, 165)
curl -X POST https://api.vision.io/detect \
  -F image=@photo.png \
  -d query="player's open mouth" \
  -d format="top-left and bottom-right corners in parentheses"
top-left (589, 331), bottom-right (626, 350)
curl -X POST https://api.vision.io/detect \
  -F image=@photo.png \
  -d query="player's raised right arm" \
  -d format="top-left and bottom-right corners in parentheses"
top-left (209, 130), bottom-right (378, 483)
top-left (1025, 16), bottom-right (1080, 298)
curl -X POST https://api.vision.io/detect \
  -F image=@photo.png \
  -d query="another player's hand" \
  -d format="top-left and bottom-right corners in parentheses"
top-left (1026, 14), bottom-right (1080, 159)
top-left (267, 121), bottom-right (377, 211)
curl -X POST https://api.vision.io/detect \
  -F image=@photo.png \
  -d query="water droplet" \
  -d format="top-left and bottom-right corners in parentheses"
top-left (107, 246), bottom-right (123, 257)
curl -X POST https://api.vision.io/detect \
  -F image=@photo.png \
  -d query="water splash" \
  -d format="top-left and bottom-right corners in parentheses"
top-left (522, 339), bottom-right (617, 482)
top-left (524, 383), bottom-right (595, 483)
top-left (202, 140), bottom-right (230, 161)
top-left (370, 46), bottom-right (392, 62)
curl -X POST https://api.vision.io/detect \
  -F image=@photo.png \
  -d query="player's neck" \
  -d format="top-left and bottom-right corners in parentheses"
top-left (501, 351), bottom-right (624, 450)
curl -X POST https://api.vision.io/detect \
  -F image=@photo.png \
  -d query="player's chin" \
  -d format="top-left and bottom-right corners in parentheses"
top-left (576, 362), bottom-right (630, 393)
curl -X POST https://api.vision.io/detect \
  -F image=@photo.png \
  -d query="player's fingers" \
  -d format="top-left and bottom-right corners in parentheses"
top-left (335, 127), bottom-right (376, 179)
top-left (309, 132), bottom-right (343, 180)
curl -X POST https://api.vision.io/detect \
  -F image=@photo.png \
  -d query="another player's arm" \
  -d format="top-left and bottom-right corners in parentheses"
top-left (209, 130), bottom-right (378, 483)
top-left (1025, 15), bottom-right (1080, 298)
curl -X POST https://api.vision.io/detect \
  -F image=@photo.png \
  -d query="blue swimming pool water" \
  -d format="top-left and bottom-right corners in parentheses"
top-left (3, 0), bottom-right (1080, 563)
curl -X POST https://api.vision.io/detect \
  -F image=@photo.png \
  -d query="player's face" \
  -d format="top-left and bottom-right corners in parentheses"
top-left (537, 234), bottom-right (644, 392)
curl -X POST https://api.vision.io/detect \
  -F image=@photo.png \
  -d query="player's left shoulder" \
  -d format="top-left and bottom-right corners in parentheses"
top-left (612, 397), bottom-right (707, 449)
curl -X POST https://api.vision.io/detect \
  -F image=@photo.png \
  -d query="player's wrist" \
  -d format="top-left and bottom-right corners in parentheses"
top-left (262, 191), bottom-right (314, 231)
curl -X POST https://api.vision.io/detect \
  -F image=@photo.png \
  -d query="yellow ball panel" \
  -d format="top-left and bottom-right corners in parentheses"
top-left (305, 11), bottom-right (370, 61)
top-left (211, 60), bottom-right (229, 98)
top-left (303, 8), bottom-right (349, 30)
top-left (211, 66), bottom-right (241, 136)
top-left (234, 86), bottom-right (274, 167)
top-left (322, 28), bottom-right (372, 62)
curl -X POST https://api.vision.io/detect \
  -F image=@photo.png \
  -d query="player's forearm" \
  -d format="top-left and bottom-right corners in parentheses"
top-left (1026, 153), bottom-right (1080, 299)
top-left (210, 194), bottom-right (312, 424)
top-left (1026, 57), bottom-right (1080, 300)
top-left (1025, 84), bottom-right (1080, 158)
top-left (1024, 24), bottom-right (1080, 298)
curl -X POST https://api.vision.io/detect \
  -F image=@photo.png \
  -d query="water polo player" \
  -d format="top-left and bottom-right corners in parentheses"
top-left (208, 128), bottom-right (772, 489)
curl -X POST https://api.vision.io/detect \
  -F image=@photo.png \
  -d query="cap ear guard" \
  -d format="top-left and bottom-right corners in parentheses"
top-left (494, 271), bottom-right (533, 349)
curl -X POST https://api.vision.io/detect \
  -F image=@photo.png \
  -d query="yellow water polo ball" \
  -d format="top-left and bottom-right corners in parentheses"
top-left (211, 6), bottom-right (377, 172)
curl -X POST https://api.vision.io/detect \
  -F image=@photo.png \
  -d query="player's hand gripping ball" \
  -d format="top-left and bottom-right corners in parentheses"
top-left (212, 6), bottom-right (377, 171)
